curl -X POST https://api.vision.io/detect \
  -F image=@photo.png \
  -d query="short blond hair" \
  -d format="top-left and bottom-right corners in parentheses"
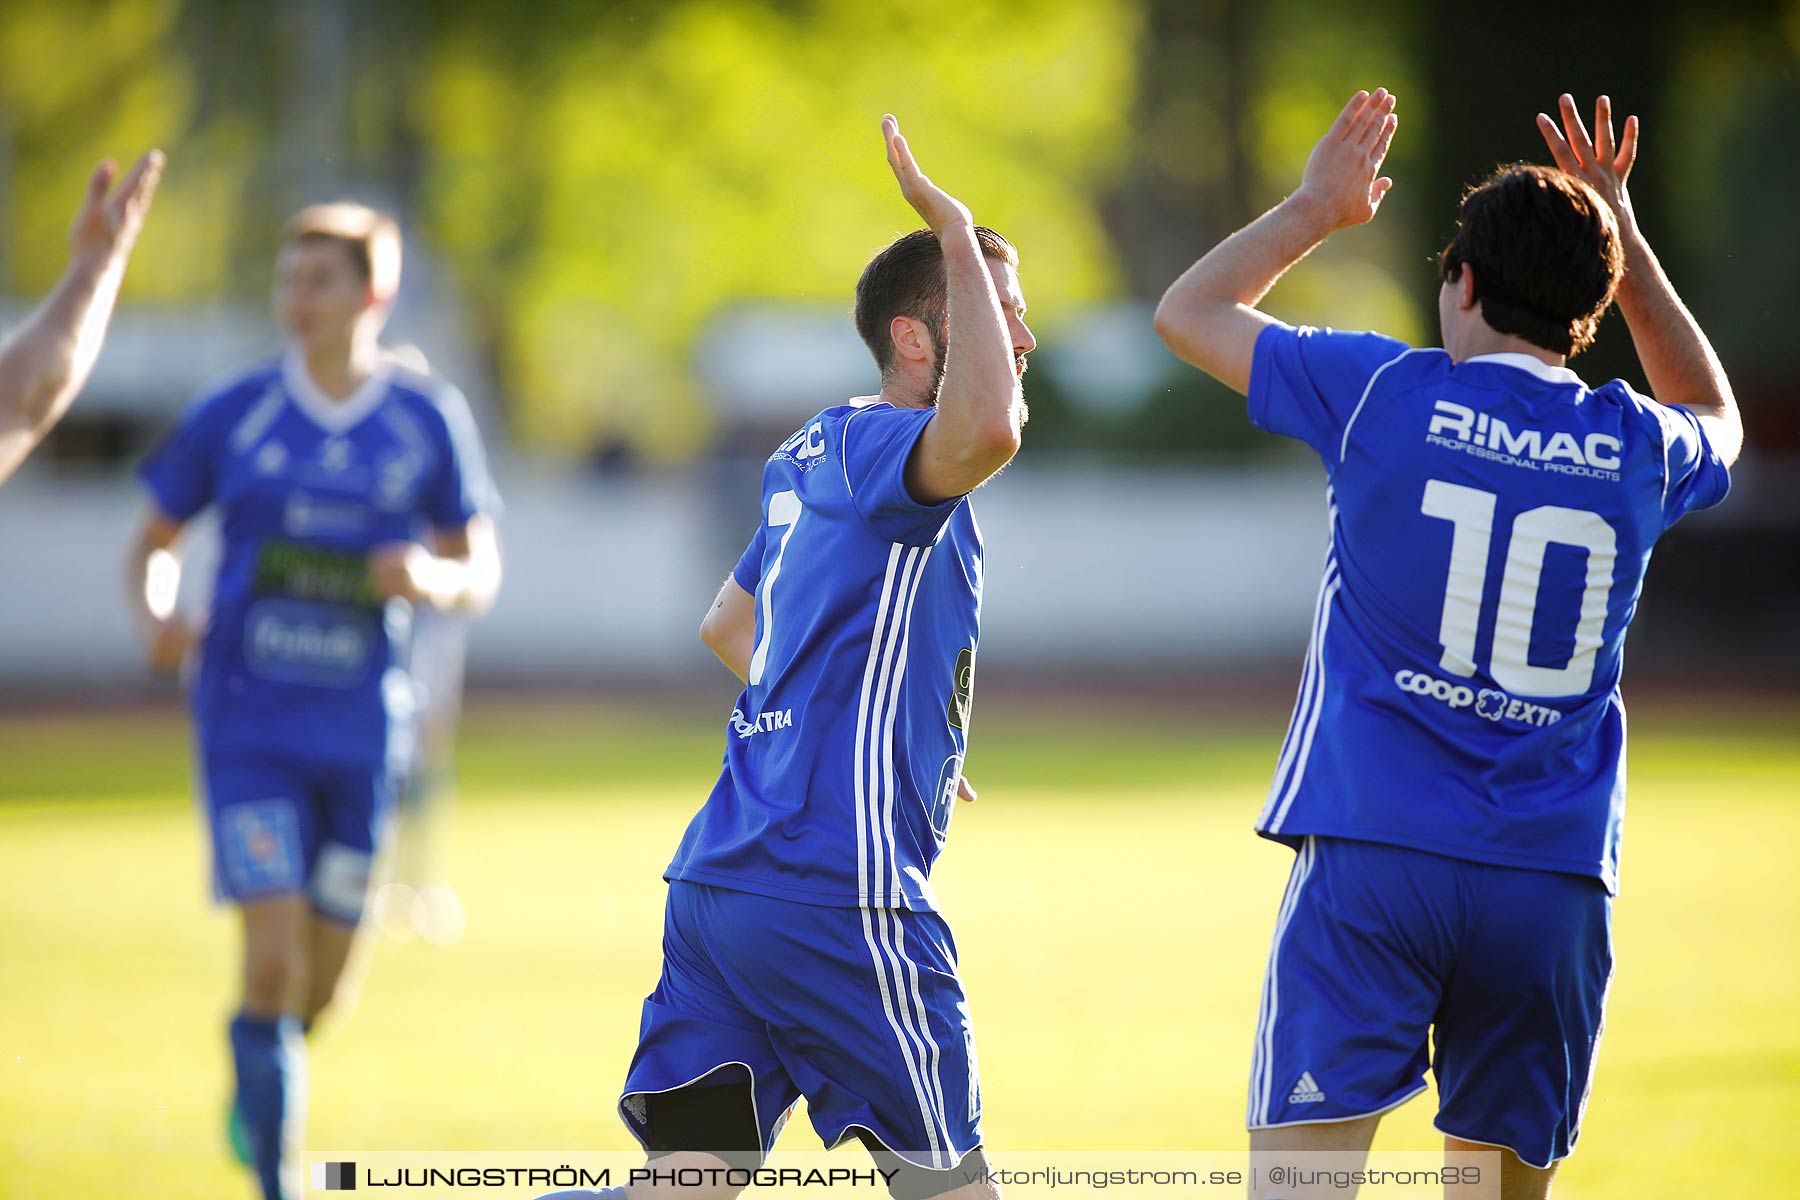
top-left (283, 203), bottom-right (402, 302)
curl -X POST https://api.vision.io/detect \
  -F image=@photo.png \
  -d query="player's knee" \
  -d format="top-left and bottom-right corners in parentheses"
top-left (301, 977), bottom-right (337, 1027)
top-left (242, 937), bottom-right (302, 1011)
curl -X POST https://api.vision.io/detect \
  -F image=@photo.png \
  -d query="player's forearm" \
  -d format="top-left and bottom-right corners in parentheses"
top-left (1154, 194), bottom-right (1335, 393)
top-left (934, 223), bottom-right (1023, 461)
top-left (1613, 226), bottom-right (1743, 465)
top-left (0, 253), bottom-right (125, 482)
top-left (707, 633), bottom-right (752, 684)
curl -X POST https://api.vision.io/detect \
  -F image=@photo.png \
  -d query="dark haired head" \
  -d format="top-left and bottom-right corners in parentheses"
top-left (1438, 164), bottom-right (1622, 356)
top-left (855, 227), bottom-right (1018, 377)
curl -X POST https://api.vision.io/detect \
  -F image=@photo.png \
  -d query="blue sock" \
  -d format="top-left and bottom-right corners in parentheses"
top-left (537, 1190), bottom-right (629, 1199)
top-left (229, 1012), bottom-right (306, 1200)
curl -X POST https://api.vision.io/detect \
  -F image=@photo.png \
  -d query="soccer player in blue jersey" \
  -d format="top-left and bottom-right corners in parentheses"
top-left (1155, 92), bottom-right (1740, 1199)
top-left (125, 203), bottom-right (502, 1200)
top-left (543, 116), bottom-right (1033, 1200)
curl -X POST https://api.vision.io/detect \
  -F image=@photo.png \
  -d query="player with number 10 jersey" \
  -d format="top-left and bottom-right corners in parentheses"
top-left (1156, 90), bottom-right (1740, 1192)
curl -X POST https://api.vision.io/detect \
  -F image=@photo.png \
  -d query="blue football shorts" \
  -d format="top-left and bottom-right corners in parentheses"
top-left (621, 881), bottom-right (984, 1171)
top-left (201, 749), bottom-right (395, 924)
top-left (1249, 835), bottom-right (1612, 1168)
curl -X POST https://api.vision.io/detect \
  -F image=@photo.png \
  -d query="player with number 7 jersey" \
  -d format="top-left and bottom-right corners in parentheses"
top-left (560, 116), bottom-right (1034, 1200)
top-left (1155, 91), bottom-right (1739, 1192)
top-left (672, 401), bottom-right (981, 913)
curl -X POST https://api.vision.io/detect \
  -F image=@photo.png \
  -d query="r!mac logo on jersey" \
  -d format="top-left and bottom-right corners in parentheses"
top-left (771, 419), bottom-right (828, 471)
top-left (1425, 400), bottom-right (1623, 482)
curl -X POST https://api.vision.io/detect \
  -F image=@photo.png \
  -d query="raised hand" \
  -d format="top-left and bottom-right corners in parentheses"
top-left (1295, 88), bottom-right (1399, 231)
top-left (68, 149), bottom-right (164, 271)
top-left (1537, 94), bottom-right (1638, 230)
top-left (882, 114), bottom-right (974, 236)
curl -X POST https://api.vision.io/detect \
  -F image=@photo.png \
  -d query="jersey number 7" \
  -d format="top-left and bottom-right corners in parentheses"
top-left (747, 490), bottom-right (803, 686)
top-left (1420, 479), bottom-right (1618, 699)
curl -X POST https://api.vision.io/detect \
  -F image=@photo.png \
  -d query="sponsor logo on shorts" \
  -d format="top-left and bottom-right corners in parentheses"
top-left (221, 800), bottom-right (302, 896)
top-left (730, 707), bottom-right (794, 739)
top-left (1288, 1071), bottom-right (1326, 1104)
top-left (1393, 670), bottom-right (1563, 728)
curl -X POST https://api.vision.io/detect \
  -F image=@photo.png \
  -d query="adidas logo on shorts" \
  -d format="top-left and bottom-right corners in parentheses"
top-left (1288, 1071), bottom-right (1326, 1104)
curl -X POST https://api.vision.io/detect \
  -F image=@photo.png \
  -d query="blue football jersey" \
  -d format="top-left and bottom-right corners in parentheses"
top-left (139, 351), bottom-right (498, 772)
top-left (666, 399), bottom-right (983, 912)
top-left (1248, 323), bottom-right (1730, 892)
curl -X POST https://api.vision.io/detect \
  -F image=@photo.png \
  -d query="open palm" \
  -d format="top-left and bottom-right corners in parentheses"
top-left (1537, 94), bottom-right (1638, 230)
top-left (69, 149), bottom-right (163, 268)
top-left (1297, 88), bottom-right (1399, 230)
top-left (883, 114), bottom-right (972, 235)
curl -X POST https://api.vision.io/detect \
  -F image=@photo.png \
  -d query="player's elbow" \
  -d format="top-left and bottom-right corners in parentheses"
top-left (1153, 298), bottom-right (1209, 362)
top-left (698, 607), bottom-right (731, 654)
top-left (963, 402), bottom-right (1024, 465)
top-left (1151, 296), bottom-right (1181, 344)
top-left (969, 419), bottom-right (1021, 467)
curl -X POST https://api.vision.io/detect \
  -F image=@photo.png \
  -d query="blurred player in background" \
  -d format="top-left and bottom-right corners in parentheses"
top-left (370, 341), bottom-right (492, 947)
top-left (125, 203), bottom-right (502, 1200)
top-left (0, 150), bottom-right (162, 485)
top-left (1155, 91), bottom-right (1739, 1199)
top-left (540, 115), bottom-right (1032, 1200)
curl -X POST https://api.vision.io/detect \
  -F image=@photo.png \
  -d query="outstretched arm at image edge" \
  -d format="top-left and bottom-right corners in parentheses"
top-left (0, 151), bottom-right (163, 485)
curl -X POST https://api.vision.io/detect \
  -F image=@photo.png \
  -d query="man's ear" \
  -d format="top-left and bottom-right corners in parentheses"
top-left (888, 314), bottom-right (934, 369)
top-left (1457, 265), bottom-right (1479, 313)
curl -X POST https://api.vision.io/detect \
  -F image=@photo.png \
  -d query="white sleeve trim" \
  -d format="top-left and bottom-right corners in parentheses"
top-left (1338, 348), bottom-right (1429, 462)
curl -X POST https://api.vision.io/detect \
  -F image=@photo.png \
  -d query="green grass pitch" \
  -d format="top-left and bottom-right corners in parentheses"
top-left (1, 698), bottom-right (1796, 1198)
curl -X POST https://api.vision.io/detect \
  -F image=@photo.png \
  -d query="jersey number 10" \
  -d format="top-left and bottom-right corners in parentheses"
top-left (1420, 480), bottom-right (1618, 700)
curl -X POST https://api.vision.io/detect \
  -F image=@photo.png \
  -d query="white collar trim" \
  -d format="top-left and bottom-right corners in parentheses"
top-left (1464, 352), bottom-right (1584, 387)
top-left (282, 348), bottom-right (392, 433)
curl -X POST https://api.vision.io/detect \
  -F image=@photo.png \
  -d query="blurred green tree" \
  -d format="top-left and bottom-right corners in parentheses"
top-left (411, 0), bottom-right (1138, 458)
top-left (0, 0), bottom-right (1790, 461)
